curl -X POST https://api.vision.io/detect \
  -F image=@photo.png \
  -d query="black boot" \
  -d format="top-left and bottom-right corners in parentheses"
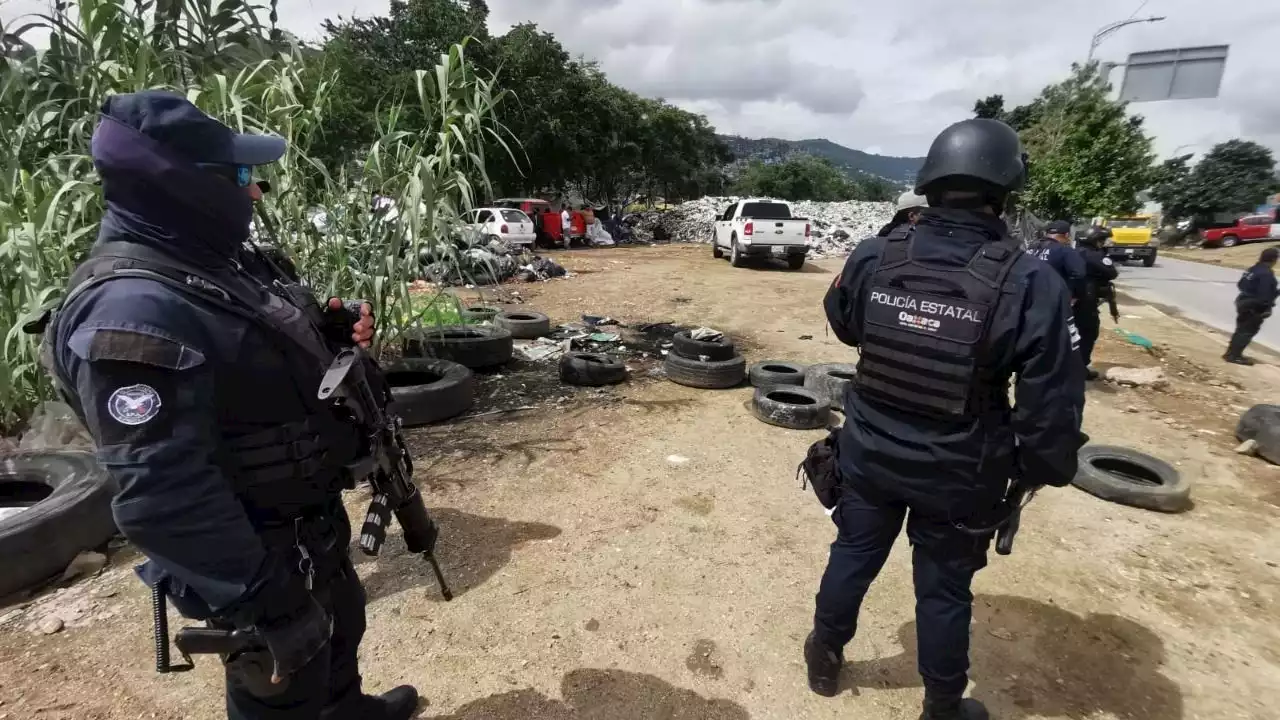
top-left (919, 692), bottom-right (990, 720)
top-left (803, 631), bottom-right (842, 697)
top-left (322, 685), bottom-right (419, 720)
top-left (1085, 367), bottom-right (1100, 381)
top-left (1225, 354), bottom-right (1256, 366)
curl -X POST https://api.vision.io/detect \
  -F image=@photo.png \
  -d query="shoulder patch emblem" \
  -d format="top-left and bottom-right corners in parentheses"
top-left (108, 384), bottom-right (162, 426)
top-left (1102, 258), bottom-right (1113, 266)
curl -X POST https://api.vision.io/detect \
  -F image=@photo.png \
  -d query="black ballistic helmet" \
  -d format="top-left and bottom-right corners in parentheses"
top-left (915, 118), bottom-right (1027, 195)
top-left (1081, 226), bottom-right (1112, 246)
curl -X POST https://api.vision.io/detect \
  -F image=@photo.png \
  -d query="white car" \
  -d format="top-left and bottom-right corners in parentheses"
top-left (463, 207), bottom-right (535, 247)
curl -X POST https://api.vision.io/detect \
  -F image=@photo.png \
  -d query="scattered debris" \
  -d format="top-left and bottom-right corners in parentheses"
top-left (667, 455), bottom-right (690, 465)
top-left (1236, 439), bottom-right (1259, 456)
top-left (1114, 328), bottom-right (1155, 351)
top-left (688, 327), bottom-right (724, 342)
top-left (626, 196), bottom-right (893, 256)
top-left (19, 401), bottom-right (93, 450)
top-left (1104, 366), bottom-right (1169, 390)
top-left (987, 627), bottom-right (1016, 641)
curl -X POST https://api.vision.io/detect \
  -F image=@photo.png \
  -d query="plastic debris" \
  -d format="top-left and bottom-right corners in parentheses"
top-left (1113, 328), bottom-right (1155, 351)
top-left (19, 401), bottom-right (93, 450)
top-left (689, 327), bottom-right (724, 342)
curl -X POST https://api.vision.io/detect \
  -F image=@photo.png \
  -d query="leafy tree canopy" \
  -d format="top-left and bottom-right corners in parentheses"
top-left (1150, 140), bottom-right (1278, 223)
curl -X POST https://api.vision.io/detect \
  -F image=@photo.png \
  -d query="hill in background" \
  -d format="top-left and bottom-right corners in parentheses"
top-left (719, 135), bottom-right (924, 185)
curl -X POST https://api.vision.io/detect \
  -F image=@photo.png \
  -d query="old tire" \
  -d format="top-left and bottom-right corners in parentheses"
top-left (1072, 445), bottom-right (1190, 513)
top-left (496, 310), bottom-right (552, 339)
top-left (805, 363), bottom-right (859, 411)
top-left (712, 241), bottom-right (724, 259)
top-left (672, 330), bottom-right (736, 362)
top-left (402, 325), bottom-right (514, 368)
top-left (664, 353), bottom-right (747, 389)
top-left (730, 236), bottom-right (746, 268)
top-left (0, 452), bottom-right (116, 598)
top-left (787, 255), bottom-right (805, 271)
top-left (559, 352), bottom-right (627, 387)
top-left (383, 358), bottom-right (476, 427)
top-left (749, 361), bottom-right (807, 388)
top-left (752, 387), bottom-right (830, 430)
top-left (461, 306), bottom-right (501, 323)
top-left (1235, 404), bottom-right (1280, 442)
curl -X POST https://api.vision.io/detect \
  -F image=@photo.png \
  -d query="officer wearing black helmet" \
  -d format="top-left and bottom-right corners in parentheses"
top-left (806, 119), bottom-right (1085, 720)
top-left (38, 91), bottom-right (418, 720)
top-left (1029, 220), bottom-right (1087, 301)
top-left (1074, 227), bottom-right (1120, 378)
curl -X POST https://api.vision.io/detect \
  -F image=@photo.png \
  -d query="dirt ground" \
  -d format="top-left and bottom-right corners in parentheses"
top-left (2, 244), bottom-right (1279, 720)
top-left (1163, 241), bottom-right (1280, 270)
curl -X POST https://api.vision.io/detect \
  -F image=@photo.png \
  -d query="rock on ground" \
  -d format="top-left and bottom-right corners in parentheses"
top-left (1104, 366), bottom-right (1169, 390)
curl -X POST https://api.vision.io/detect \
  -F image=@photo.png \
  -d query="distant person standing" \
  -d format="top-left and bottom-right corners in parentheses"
top-left (1028, 221), bottom-right (1086, 301)
top-left (1225, 247), bottom-right (1280, 365)
top-left (876, 191), bottom-right (928, 236)
top-left (1074, 227), bottom-right (1120, 379)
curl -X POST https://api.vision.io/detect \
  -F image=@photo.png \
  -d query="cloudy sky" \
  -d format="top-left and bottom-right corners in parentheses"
top-left (5, 0), bottom-right (1278, 159)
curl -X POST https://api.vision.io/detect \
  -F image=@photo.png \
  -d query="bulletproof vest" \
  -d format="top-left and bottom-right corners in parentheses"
top-left (1029, 239), bottom-right (1055, 262)
top-left (44, 242), bottom-right (357, 516)
top-left (854, 228), bottom-right (1022, 419)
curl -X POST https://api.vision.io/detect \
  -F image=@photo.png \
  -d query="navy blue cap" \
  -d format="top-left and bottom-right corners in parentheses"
top-left (1045, 220), bottom-right (1071, 235)
top-left (99, 90), bottom-right (286, 167)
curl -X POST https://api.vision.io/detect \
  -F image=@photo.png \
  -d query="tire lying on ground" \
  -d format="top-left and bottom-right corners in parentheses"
top-left (383, 358), bottom-right (476, 427)
top-left (560, 352), bottom-right (628, 387)
top-left (804, 363), bottom-right (859, 411)
top-left (496, 311), bottom-right (552, 339)
top-left (0, 452), bottom-right (116, 598)
top-left (402, 326), bottom-right (514, 368)
top-left (672, 330), bottom-right (736, 362)
top-left (749, 361), bottom-right (807, 388)
top-left (461, 306), bottom-right (501, 323)
top-left (1235, 404), bottom-right (1280, 442)
top-left (1072, 445), bottom-right (1190, 513)
top-left (664, 352), bottom-right (747, 389)
top-left (751, 386), bottom-right (830, 430)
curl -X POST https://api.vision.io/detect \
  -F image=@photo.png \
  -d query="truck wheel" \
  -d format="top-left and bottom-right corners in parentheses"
top-left (752, 387), bottom-right (830, 430)
top-left (787, 255), bottom-right (805, 271)
top-left (712, 239), bottom-right (724, 259)
top-left (730, 236), bottom-right (746, 268)
top-left (749, 361), bottom-right (807, 388)
top-left (1222, 235), bottom-right (1240, 248)
top-left (402, 326), bottom-right (514, 368)
top-left (672, 330), bottom-right (736, 362)
top-left (1142, 252), bottom-right (1156, 268)
top-left (559, 352), bottom-right (627, 387)
top-left (1072, 445), bottom-right (1189, 513)
top-left (0, 451), bottom-right (117, 598)
top-left (664, 353), bottom-right (747, 389)
top-left (496, 310), bottom-right (552, 339)
top-left (383, 358), bottom-right (476, 427)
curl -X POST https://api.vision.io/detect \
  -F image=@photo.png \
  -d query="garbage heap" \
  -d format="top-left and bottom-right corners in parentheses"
top-left (627, 197), bottom-right (894, 256)
top-left (422, 243), bottom-right (568, 286)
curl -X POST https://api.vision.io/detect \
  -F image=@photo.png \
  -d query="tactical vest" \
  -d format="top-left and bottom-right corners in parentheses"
top-left (40, 242), bottom-right (358, 516)
top-left (854, 229), bottom-right (1022, 419)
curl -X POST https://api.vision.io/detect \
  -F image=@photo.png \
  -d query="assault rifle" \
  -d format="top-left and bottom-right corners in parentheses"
top-left (1100, 284), bottom-right (1121, 323)
top-left (319, 348), bottom-right (452, 601)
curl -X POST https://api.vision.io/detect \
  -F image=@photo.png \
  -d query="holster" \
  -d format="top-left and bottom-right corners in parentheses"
top-left (798, 427), bottom-right (843, 510)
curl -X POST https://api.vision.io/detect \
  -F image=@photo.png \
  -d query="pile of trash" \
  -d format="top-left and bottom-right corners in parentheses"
top-left (422, 243), bottom-right (568, 286)
top-left (626, 197), bottom-right (894, 256)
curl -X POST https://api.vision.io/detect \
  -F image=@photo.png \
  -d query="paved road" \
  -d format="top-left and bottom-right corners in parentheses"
top-left (1114, 256), bottom-right (1280, 352)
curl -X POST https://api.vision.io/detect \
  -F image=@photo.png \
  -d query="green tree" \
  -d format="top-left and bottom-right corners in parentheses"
top-left (1150, 141), bottom-right (1278, 222)
top-left (972, 93), bottom-right (1041, 132)
top-left (1017, 63), bottom-right (1155, 220)
top-left (733, 156), bottom-right (854, 201)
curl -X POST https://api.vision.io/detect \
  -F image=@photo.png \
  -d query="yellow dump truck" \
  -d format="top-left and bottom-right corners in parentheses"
top-left (1098, 215), bottom-right (1157, 267)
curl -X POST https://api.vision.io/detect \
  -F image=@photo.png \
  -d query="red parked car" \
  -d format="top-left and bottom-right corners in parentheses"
top-left (1202, 213), bottom-right (1278, 248)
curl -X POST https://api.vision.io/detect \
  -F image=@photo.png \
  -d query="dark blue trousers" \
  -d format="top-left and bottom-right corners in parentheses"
top-left (813, 482), bottom-right (990, 698)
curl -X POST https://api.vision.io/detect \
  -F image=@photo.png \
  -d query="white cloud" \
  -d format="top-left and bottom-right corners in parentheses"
top-left (5, 0), bottom-right (1279, 160)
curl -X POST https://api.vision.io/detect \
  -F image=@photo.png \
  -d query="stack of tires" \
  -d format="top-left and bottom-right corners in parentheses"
top-left (393, 324), bottom-right (518, 427)
top-left (663, 331), bottom-right (746, 389)
top-left (746, 361), bottom-right (831, 431)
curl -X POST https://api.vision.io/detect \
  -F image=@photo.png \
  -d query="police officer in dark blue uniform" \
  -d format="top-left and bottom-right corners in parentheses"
top-left (40, 92), bottom-right (418, 720)
top-left (1074, 227), bottom-right (1120, 379)
top-left (804, 119), bottom-right (1085, 720)
top-left (1225, 247), bottom-right (1280, 365)
top-left (1029, 220), bottom-right (1086, 301)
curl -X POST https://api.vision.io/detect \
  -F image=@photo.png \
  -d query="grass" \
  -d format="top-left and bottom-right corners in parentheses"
top-left (1161, 242), bottom-right (1280, 271)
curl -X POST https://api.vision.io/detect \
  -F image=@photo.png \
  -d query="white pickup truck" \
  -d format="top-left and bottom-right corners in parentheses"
top-left (711, 199), bottom-right (811, 270)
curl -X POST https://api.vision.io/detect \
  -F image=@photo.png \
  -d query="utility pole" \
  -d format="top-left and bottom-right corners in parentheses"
top-left (1088, 16), bottom-right (1166, 63)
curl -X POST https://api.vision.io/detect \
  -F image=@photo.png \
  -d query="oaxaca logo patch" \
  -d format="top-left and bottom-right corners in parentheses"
top-left (108, 384), bottom-right (162, 426)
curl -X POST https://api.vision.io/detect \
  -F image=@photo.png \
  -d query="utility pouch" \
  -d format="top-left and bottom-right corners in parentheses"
top-left (798, 427), bottom-right (842, 510)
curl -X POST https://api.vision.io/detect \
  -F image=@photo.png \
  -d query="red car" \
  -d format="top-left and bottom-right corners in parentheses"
top-left (1202, 214), bottom-right (1278, 248)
